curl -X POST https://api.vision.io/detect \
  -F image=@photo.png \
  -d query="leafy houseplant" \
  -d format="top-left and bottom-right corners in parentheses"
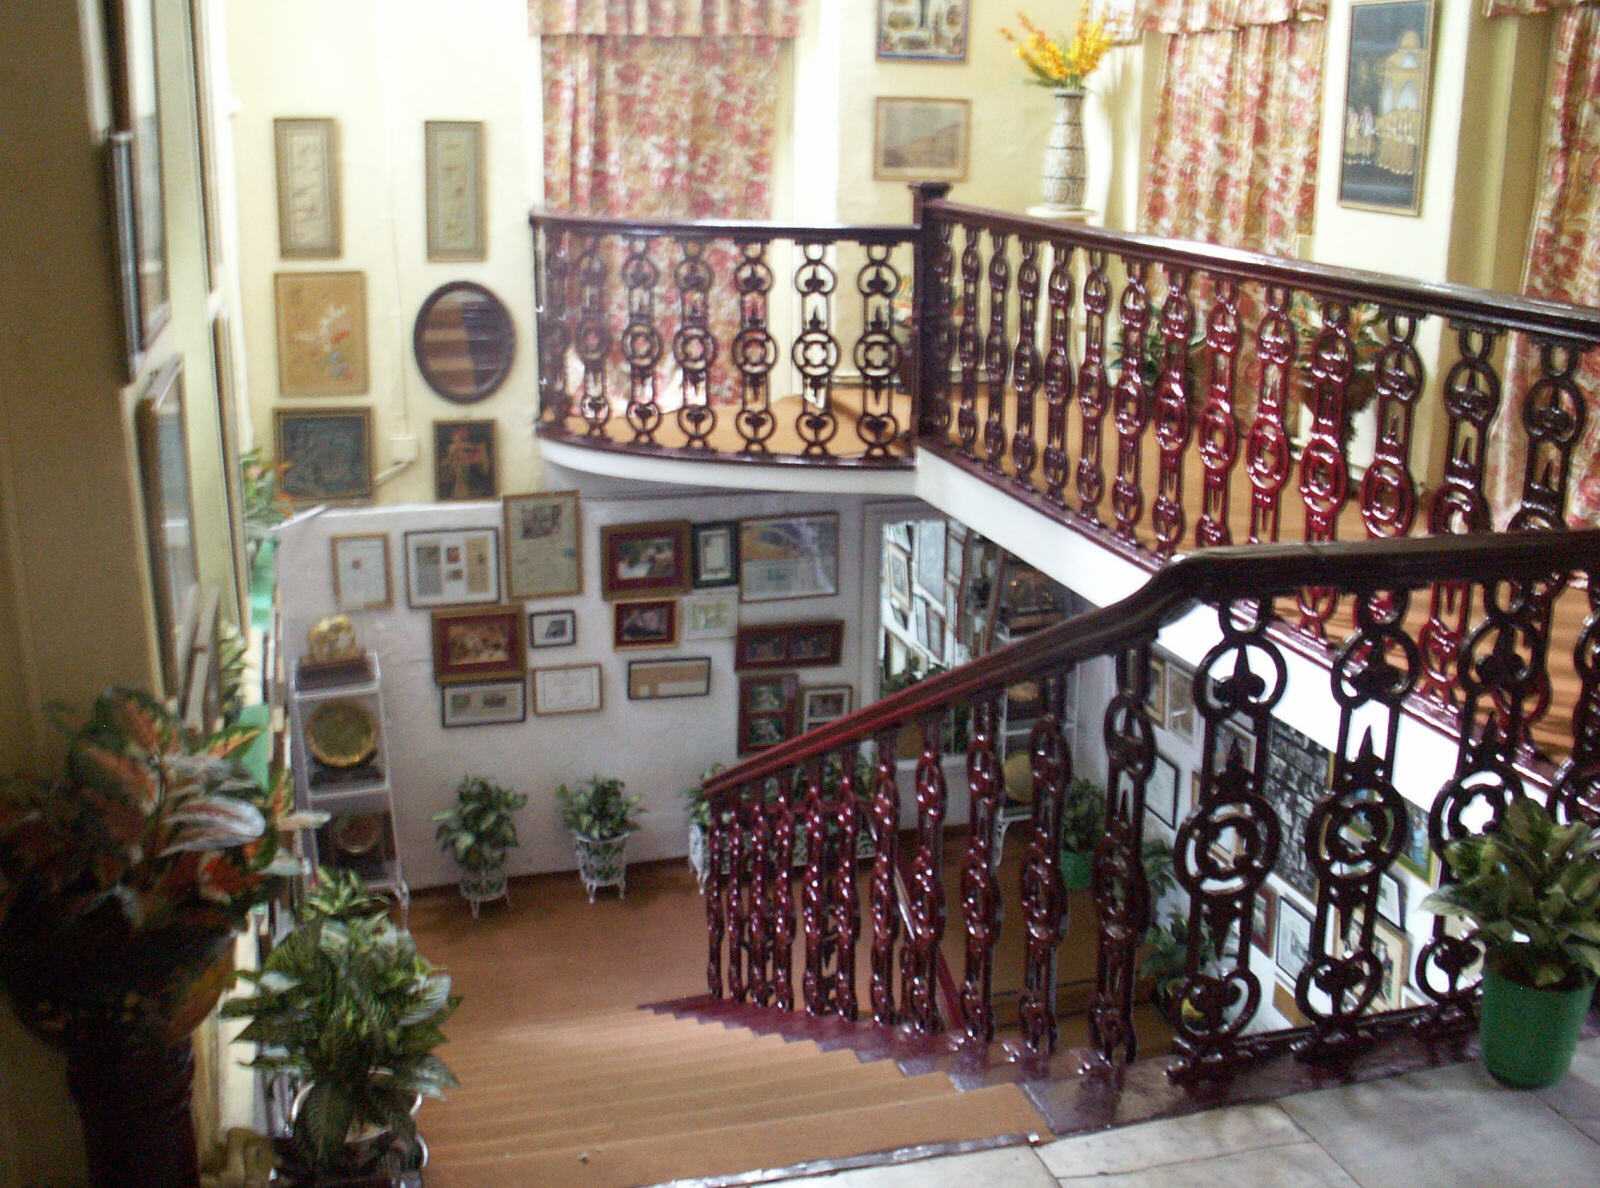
top-left (431, 775), bottom-right (528, 914)
top-left (556, 775), bottom-right (644, 902)
top-left (1422, 798), bottom-right (1600, 1088)
top-left (1059, 777), bottom-right (1106, 891)
top-left (222, 869), bottom-right (460, 1179)
top-left (0, 687), bottom-right (316, 1187)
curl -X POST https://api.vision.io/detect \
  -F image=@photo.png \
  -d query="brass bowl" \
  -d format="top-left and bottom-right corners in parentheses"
top-left (305, 699), bottom-right (378, 769)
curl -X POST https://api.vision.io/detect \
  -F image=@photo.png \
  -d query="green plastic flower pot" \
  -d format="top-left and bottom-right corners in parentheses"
top-left (1478, 965), bottom-right (1594, 1089)
top-left (1061, 849), bottom-right (1093, 892)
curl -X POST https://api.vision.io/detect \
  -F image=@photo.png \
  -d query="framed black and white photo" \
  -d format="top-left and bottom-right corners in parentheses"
top-left (528, 608), bottom-right (576, 649)
top-left (1146, 753), bottom-right (1179, 828)
top-left (441, 679), bottom-right (526, 728)
top-left (1275, 896), bottom-right (1314, 985)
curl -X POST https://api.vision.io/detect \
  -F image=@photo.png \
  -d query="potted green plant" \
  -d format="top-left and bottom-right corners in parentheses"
top-left (431, 775), bottom-right (528, 916)
top-left (556, 775), bottom-right (644, 902)
top-left (0, 687), bottom-right (316, 1188)
top-left (1421, 798), bottom-right (1600, 1089)
top-left (1059, 777), bottom-right (1106, 891)
top-left (221, 868), bottom-right (461, 1181)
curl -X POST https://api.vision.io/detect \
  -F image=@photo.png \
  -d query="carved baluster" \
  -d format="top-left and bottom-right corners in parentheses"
top-left (924, 219), bottom-right (958, 441)
top-left (900, 715), bottom-right (948, 1036)
top-left (672, 238), bottom-right (719, 448)
top-left (854, 244), bottom-right (903, 459)
top-left (1245, 286), bottom-right (1297, 542)
top-left (1151, 265), bottom-right (1196, 557)
top-left (982, 232), bottom-right (1012, 476)
top-left (800, 760), bottom-right (829, 1015)
top-left (747, 782), bottom-right (772, 1006)
top-left (1011, 237), bottom-right (1042, 493)
top-left (1295, 590), bottom-right (1417, 1061)
top-left (770, 771), bottom-right (797, 1013)
top-left (960, 698), bottom-right (1003, 1043)
top-left (620, 236), bottom-right (664, 445)
top-left (535, 225), bottom-right (573, 426)
top-left (1296, 298), bottom-right (1356, 640)
top-left (1089, 642), bottom-right (1155, 1065)
top-left (1075, 250), bottom-right (1112, 524)
top-left (573, 234), bottom-right (612, 437)
top-left (833, 743), bottom-right (862, 1020)
top-left (1040, 241), bottom-right (1077, 510)
top-left (727, 785), bottom-right (751, 1003)
top-left (1019, 672), bottom-right (1071, 1056)
top-left (1360, 312), bottom-right (1423, 543)
top-left (1552, 576), bottom-right (1600, 826)
top-left (1168, 599), bottom-right (1283, 1082)
top-left (732, 241), bottom-right (779, 454)
top-left (792, 242), bottom-right (842, 456)
top-left (956, 224), bottom-right (983, 459)
top-left (1418, 326), bottom-right (1501, 707)
top-left (1195, 276), bottom-right (1241, 547)
top-left (706, 790), bottom-right (727, 997)
top-left (1109, 260), bottom-right (1151, 543)
top-left (869, 730), bottom-right (902, 1026)
top-left (1419, 572), bottom-right (1551, 1038)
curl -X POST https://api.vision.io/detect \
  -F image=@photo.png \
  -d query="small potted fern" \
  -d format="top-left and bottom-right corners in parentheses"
top-left (556, 775), bottom-right (644, 902)
top-left (431, 775), bottom-right (528, 916)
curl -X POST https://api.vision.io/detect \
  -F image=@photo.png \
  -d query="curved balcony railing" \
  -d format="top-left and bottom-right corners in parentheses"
top-left (699, 529), bottom-right (1600, 1082)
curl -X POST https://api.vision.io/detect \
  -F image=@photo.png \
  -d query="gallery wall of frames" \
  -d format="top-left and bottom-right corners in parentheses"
top-left (275, 489), bottom-right (909, 890)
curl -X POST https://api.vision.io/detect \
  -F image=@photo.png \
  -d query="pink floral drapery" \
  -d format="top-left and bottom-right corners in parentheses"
top-left (1484, 1), bottom-right (1600, 526)
top-left (1140, 6), bottom-right (1325, 254)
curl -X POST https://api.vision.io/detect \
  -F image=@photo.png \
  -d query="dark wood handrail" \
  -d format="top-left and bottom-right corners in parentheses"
top-left (922, 196), bottom-right (1600, 342)
top-left (704, 528), bottom-right (1600, 798)
top-left (529, 207), bottom-right (916, 248)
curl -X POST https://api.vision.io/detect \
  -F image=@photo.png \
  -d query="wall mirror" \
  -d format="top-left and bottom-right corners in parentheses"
top-left (412, 280), bottom-right (516, 403)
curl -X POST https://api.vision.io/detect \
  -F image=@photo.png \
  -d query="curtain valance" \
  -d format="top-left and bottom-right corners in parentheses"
top-left (529, 0), bottom-right (801, 38)
top-left (1484, 1), bottom-right (1596, 16)
top-left (1138, 0), bottom-right (1326, 34)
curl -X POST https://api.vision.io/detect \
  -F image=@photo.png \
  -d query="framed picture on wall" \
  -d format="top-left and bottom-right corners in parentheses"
top-left (430, 604), bottom-right (526, 685)
top-left (424, 120), bottom-right (486, 261)
top-left (1251, 885), bottom-right (1278, 956)
top-left (739, 513), bottom-right (839, 603)
top-left (1146, 753), bottom-right (1179, 828)
top-left (627, 657), bottom-right (712, 701)
top-left (274, 117), bottom-right (341, 258)
top-left (274, 271), bottom-right (369, 395)
top-left (433, 419), bottom-right (497, 500)
top-left (330, 533), bottom-right (391, 611)
top-left (441, 679), bottom-right (526, 728)
top-left (1337, 0), bottom-right (1436, 215)
top-left (613, 599), bottom-right (678, 650)
top-left (682, 592), bottom-right (737, 641)
top-left (738, 673), bottom-right (800, 755)
top-left (691, 521), bottom-right (740, 588)
top-left (528, 608), bottom-right (576, 649)
top-left (403, 527), bottom-right (501, 607)
top-left (134, 358), bottom-right (198, 697)
top-left (1275, 895), bottom-right (1314, 986)
top-left (503, 490), bottom-right (581, 599)
top-left (735, 620), bottom-right (844, 671)
top-left (274, 407), bottom-right (373, 504)
top-left (107, 0), bottom-right (170, 350)
top-left (801, 685), bottom-right (853, 732)
top-left (876, 0), bottom-right (968, 63)
top-left (599, 520), bottom-right (692, 600)
top-left (532, 663), bottom-right (603, 715)
top-left (873, 97), bottom-right (970, 182)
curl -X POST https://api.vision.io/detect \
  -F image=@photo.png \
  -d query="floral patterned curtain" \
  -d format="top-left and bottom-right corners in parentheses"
top-left (1141, 16), bottom-right (1325, 253)
top-left (1485, 3), bottom-right (1600, 526)
top-left (1137, 0), bottom-right (1326, 33)
top-left (1482, 0), bottom-right (1594, 14)
top-left (528, 0), bottom-right (800, 37)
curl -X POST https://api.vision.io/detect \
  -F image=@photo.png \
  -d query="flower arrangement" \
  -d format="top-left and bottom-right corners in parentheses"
top-left (1001, 12), bottom-right (1112, 91)
top-left (0, 687), bottom-right (318, 1050)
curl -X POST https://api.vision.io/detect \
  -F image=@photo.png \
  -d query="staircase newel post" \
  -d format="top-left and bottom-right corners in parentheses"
top-left (910, 180), bottom-right (953, 443)
top-left (869, 729), bottom-right (902, 1026)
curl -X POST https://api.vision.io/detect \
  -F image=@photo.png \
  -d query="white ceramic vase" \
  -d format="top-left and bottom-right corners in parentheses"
top-left (1041, 87), bottom-right (1088, 210)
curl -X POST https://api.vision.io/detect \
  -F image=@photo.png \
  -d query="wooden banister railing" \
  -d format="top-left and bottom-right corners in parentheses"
top-left (701, 529), bottom-right (1600, 1081)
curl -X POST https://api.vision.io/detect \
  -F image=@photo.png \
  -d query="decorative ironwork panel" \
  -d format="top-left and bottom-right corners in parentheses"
top-left (672, 239), bottom-right (719, 448)
top-left (621, 236), bottom-right (664, 445)
top-left (901, 716), bottom-right (949, 1035)
top-left (956, 224), bottom-right (983, 460)
top-left (1090, 641), bottom-right (1156, 1064)
top-left (573, 234), bottom-right (613, 436)
top-left (1195, 276), bottom-right (1241, 547)
top-left (1358, 313), bottom-right (1423, 544)
top-left (1296, 299), bottom-right (1356, 640)
top-left (1109, 261), bottom-right (1151, 542)
top-left (1511, 341), bottom-right (1588, 534)
top-left (792, 243), bottom-right (842, 456)
top-left (733, 241), bottom-right (779, 453)
top-left (854, 244), bottom-right (903, 458)
top-left (982, 232), bottom-right (1012, 476)
top-left (1553, 577), bottom-right (1600, 826)
top-left (1151, 266), bottom-right (1196, 557)
top-left (1075, 250), bottom-right (1112, 524)
top-left (1245, 286), bottom-right (1297, 543)
top-left (535, 227), bottom-right (574, 424)
top-left (869, 730), bottom-right (902, 1026)
top-left (1010, 237), bottom-right (1042, 493)
top-left (1040, 242), bottom-right (1077, 510)
top-left (1019, 673), bottom-right (1072, 1055)
top-left (960, 697), bottom-right (1003, 1043)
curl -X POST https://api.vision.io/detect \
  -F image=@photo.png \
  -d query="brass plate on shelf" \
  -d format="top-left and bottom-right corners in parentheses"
top-left (330, 813), bottom-right (382, 857)
top-left (305, 699), bottom-right (378, 768)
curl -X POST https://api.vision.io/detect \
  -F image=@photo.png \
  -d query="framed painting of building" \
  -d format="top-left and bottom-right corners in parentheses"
top-left (873, 97), bottom-right (970, 182)
top-left (1338, 0), bottom-right (1436, 215)
top-left (876, 0), bottom-right (967, 63)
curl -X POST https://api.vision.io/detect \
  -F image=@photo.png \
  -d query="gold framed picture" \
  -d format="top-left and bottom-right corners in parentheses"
top-left (274, 271), bottom-right (368, 396)
top-left (873, 97), bottom-right (970, 182)
top-left (274, 117), bottom-right (341, 258)
top-left (425, 120), bottom-right (486, 261)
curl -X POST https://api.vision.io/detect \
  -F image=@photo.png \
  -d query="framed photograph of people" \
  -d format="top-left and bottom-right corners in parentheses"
top-left (613, 599), bottom-right (678, 650)
top-left (600, 520), bottom-right (692, 600)
top-left (404, 527), bottom-right (501, 607)
top-left (735, 620), bottom-right (844, 671)
top-left (433, 419), bottom-right (497, 501)
top-left (430, 604), bottom-right (525, 685)
top-left (738, 673), bottom-right (800, 755)
top-left (1338, 0), bottom-right (1436, 215)
top-left (503, 490), bottom-right (581, 600)
top-left (801, 685), bottom-right (853, 732)
top-left (691, 520), bottom-right (740, 588)
top-left (738, 513), bottom-right (840, 603)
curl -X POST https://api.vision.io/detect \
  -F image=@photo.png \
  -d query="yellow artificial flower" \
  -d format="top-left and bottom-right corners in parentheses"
top-left (1000, 11), bottom-right (1110, 91)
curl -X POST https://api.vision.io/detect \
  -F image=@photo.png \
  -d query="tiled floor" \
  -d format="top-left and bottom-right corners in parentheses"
top-left (778, 1038), bottom-right (1600, 1188)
